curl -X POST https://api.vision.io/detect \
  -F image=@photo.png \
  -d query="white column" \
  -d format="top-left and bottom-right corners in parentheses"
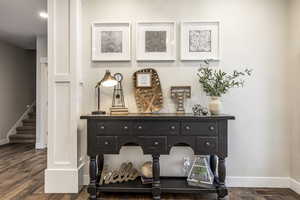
top-left (45, 0), bottom-right (84, 193)
top-left (36, 36), bottom-right (48, 150)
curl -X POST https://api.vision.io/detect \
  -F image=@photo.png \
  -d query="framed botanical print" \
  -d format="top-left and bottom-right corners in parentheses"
top-left (181, 21), bottom-right (220, 61)
top-left (136, 72), bottom-right (152, 88)
top-left (92, 22), bottom-right (131, 61)
top-left (136, 21), bottom-right (176, 61)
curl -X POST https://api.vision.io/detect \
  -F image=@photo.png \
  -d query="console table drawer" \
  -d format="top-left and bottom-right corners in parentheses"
top-left (181, 122), bottom-right (217, 136)
top-left (95, 121), bottom-right (132, 135)
top-left (133, 122), bottom-right (179, 135)
top-left (196, 137), bottom-right (218, 154)
top-left (96, 136), bottom-right (117, 153)
top-left (139, 137), bottom-right (167, 154)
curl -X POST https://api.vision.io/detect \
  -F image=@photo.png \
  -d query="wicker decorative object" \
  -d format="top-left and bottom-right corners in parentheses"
top-left (133, 68), bottom-right (163, 113)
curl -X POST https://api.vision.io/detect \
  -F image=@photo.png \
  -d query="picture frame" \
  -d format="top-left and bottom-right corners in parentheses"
top-left (136, 21), bottom-right (176, 61)
top-left (92, 22), bottom-right (131, 61)
top-left (136, 72), bottom-right (152, 88)
top-left (181, 21), bottom-right (220, 61)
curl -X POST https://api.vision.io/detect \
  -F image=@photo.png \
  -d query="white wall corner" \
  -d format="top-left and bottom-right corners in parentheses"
top-left (45, 163), bottom-right (85, 193)
top-left (290, 178), bottom-right (300, 195)
top-left (5, 102), bottom-right (35, 143)
top-left (226, 176), bottom-right (290, 188)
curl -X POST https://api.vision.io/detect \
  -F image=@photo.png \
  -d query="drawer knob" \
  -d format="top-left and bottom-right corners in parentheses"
top-left (209, 126), bottom-right (215, 131)
top-left (154, 141), bottom-right (159, 145)
top-left (137, 125), bottom-right (143, 130)
top-left (104, 141), bottom-right (109, 145)
top-left (205, 142), bottom-right (211, 147)
top-left (185, 126), bottom-right (191, 131)
top-left (123, 126), bottom-right (129, 130)
top-left (100, 125), bottom-right (105, 130)
top-left (170, 125), bottom-right (176, 131)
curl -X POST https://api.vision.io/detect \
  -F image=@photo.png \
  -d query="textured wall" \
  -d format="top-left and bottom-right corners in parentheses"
top-left (0, 40), bottom-right (35, 143)
top-left (81, 0), bottom-right (290, 177)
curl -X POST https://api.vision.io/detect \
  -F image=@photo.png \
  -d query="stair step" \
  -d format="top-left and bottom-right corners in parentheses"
top-left (17, 126), bottom-right (35, 131)
top-left (23, 122), bottom-right (36, 126)
top-left (9, 134), bottom-right (35, 140)
top-left (17, 130), bottom-right (35, 135)
top-left (23, 119), bottom-right (36, 123)
top-left (28, 112), bottom-right (36, 117)
top-left (10, 139), bottom-right (35, 144)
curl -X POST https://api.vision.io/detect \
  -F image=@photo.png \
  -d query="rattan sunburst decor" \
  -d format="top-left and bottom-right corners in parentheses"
top-left (133, 68), bottom-right (163, 113)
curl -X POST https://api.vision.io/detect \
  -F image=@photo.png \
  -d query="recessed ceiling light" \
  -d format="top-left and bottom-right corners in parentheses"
top-left (39, 12), bottom-right (48, 19)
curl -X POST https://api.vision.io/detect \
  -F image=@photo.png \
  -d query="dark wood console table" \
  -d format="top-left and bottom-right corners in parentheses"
top-left (80, 114), bottom-right (235, 200)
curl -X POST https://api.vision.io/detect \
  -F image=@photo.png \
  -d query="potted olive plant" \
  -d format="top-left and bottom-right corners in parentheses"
top-left (197, 66), bottom-right (252, 115)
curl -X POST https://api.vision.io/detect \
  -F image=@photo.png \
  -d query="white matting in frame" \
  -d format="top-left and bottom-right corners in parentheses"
top-left (181, 21), bottom-right (220, 61)
top-left (92, 22), bottom-right (131, 61)
top-left (136, 21), bottom-right (176, 61)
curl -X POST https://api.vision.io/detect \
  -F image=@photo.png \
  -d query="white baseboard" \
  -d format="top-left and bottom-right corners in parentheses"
top-left (227, 176), bottom-right (290, 188)
top-left (6, 102), bottom-right (35, 143)
top-left (36, 143), bottom-right (47, 149)
top-left (45, 163), bottom-right (85, 193)
top-left (290, 178), bottom-right (300, 195)
top-left (0, 138), bottom-right (9, 146)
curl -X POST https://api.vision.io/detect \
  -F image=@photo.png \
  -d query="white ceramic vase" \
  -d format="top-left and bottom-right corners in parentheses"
top-left (208, 96), bottom-right (222, 115)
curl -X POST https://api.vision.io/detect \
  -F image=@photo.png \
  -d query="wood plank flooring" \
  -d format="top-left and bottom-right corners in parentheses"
top-left (0, 144), bottom-right (299, 200)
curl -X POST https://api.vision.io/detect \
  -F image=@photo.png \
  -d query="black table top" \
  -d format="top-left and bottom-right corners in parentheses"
top-left (80, 113), bottom-right (235, 120)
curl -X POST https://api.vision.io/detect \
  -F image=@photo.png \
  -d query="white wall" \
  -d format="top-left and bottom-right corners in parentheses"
top-left (0, 40), bottom-right (35, 144)
top-left (36, 36), bottom-right (48, 149)
top-left (288, 0), bottom-right (300, 183)
top-left (81, 0), bottom-right (291, 179)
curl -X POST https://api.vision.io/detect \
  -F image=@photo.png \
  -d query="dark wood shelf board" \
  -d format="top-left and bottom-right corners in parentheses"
top-left (97, 177), bottom-right (217, 194)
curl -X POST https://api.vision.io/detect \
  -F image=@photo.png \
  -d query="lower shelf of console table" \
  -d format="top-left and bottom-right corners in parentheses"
top-left (88, 153), bottom-right (228, 200)
top-left (95, 177), bottom-right (220, 194)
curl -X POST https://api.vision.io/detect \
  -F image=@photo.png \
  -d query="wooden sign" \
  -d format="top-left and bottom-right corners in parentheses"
top-left (99, 162), bottom-right (139, 185)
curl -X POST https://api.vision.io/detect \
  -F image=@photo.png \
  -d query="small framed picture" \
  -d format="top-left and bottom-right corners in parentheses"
top-left (136, 21), bottom-right (176, 61)
top-left (181, 21), bottom-right (220, 61)
top-left (92, 22), bottom-right (131, 61)
top-left (136, 72), bottom-right (152, 88)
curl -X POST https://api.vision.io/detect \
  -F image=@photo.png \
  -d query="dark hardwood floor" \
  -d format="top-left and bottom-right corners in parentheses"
top-left (0, 144), bottom-right (299, 200)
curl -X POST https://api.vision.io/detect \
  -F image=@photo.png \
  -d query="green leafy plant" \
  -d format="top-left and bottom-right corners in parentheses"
top-left (197, 67), bottom-right (252, 97)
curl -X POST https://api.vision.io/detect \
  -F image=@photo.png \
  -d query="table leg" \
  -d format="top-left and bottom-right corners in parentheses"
top-left (217, 157), bottom-right (228, 199)
top-left (96, 154), bottom-right (104, 185)
top-left (210, 155), bottom-right (218, 184)
top-left (152, 153), bottom-right (161, 200)
top-left (88, 156), bottom-right (97, 200)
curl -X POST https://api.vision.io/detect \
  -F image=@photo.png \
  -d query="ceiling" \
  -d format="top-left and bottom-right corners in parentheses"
top-left (0, 0), bottom-right (47, 50)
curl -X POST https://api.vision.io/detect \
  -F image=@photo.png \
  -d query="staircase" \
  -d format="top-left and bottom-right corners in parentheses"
top-left (9, 107), bottom-right (36, 144)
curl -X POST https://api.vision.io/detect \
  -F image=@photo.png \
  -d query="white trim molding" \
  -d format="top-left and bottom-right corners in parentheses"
top-left (290, 178), bottom-right (300, 195)
top-left (45, 163), bottom-right (85, 193)
top-left (4, 102), bottom-right (35, 145)
top-left (227, 176), bottom-right (290, 188)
